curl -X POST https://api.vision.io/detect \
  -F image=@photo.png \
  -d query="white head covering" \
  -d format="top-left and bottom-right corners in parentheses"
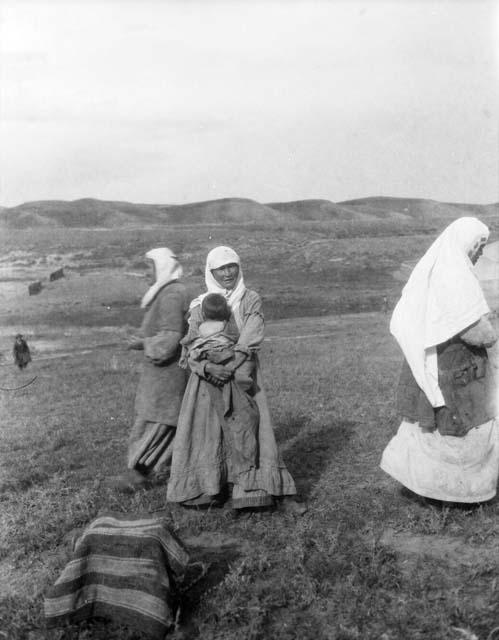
top-left (140, 247), bottom-right (183, 309)
top-left (190, 246), bottom-right (246, 329)
top-left (390, 217), bottom-right (490, 407)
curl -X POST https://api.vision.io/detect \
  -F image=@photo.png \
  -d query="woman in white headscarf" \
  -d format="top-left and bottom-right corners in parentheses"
top-left (167, 246), bottom-right (299, 511)
top-left (380, 217), bottom-right (499, 503)
top-left (110, 248), bottom-right (188, 491)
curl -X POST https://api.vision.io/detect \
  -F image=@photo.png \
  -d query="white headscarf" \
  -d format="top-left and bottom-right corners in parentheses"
top-left (190, 246), bottom-right (247, 329)
top-left (390, 217), bottom-right (490, 407)
top-left (140, 247), bottom-right (183, 309)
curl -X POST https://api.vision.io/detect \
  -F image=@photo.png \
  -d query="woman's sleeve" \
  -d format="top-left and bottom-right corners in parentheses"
top-left (459, 315), bottom-right (498, 348)
top-left (235, 292), bottom-right (265, 355)
top-left (144, 290), bottom-right (186, 364)
top-left (181, 306), bottom-right (203, 347)
top-left (179, 306), bottom-right (204, 370)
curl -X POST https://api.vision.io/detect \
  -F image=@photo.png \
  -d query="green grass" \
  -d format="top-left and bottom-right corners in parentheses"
top-left (0, 313), bottom-right (498, 639)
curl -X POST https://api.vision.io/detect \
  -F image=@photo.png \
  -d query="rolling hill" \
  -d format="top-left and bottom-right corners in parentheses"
top-left (0, 196), bottom-right (497, 229)
top-left (0, 198), bottom-right (283, 228)
top-left (339, 196), bottom-right (499, 222)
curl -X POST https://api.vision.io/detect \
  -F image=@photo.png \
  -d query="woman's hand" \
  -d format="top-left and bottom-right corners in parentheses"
top-left (225, 351), bottom-right (248, 373)
top-left (205, 362), bottom-right (232, 385)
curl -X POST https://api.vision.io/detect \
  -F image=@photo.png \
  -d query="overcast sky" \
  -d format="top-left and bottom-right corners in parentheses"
top-left (0, 0), bottom-right (498, 207)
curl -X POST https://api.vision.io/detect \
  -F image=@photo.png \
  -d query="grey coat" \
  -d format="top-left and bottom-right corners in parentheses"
top-left (134, 281), bottom-right (189, 425)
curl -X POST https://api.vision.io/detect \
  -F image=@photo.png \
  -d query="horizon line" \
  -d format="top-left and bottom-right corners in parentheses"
top-left (1, 194), bottom-right (498, 210)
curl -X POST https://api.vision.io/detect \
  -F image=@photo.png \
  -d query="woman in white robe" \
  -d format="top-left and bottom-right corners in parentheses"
top-left (380, 217), bottom-right (499, 503)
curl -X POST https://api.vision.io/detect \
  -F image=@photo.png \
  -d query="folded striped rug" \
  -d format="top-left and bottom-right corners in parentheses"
top-left (44, 513), bottom-right (190, 639)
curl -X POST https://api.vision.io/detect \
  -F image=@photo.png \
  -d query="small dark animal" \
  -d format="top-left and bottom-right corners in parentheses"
top-left (49, 268), bottom-right (64, 282)
top-left (13, 334), bottom-right (31, 370)
top-left (28, 281), bottom-right (42, 296)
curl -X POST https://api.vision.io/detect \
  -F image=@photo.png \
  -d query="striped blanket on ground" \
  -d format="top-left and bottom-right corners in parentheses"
top-left (44, 513), bottom-right (190, 639)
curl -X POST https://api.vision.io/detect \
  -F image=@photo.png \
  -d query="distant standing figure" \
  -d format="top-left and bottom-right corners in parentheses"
top-left (380, 217), bottom-right (499, 503)
top-left (49, 268), bottom-right (65, 282)
top-left (110, 248), bottom-right (188, 492)
top-left (382, 296), bottom-right (389, 315)
top-left (28, 281), bottom-right (42, 296)
top-left (13, 334), bottom-right (31, 369)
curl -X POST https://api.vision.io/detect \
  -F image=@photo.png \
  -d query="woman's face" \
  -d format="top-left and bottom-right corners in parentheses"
top-left (145, 260), bottom-right (156, 285)
top-left (468, 237), bottom-right (487, 265)
top-left (211, 263), bottom-right (239, 290)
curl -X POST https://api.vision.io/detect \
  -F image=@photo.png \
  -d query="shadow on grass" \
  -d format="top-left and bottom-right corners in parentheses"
top-left (180, 540), bottom-right (244, 626)
top-left (0, 449), bottom-right (88, 494)
top-left (399, 486), bottom-right (499, 511)
top-left (0, 467), bottom-right (51, 493)
top-left (274, 412), bottom-right (309, 443)
top-left (0, 595), bottom-right (45, 640)
top-left (281, 419), bottom-right (356, 499)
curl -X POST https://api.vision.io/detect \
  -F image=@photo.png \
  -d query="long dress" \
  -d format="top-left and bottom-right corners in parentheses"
top-left (127, 281), bottom-right (188, 474)
top-left (167, 289), bottom-right (296, 509)
top-left (381, 317), bottom-right (499, 502)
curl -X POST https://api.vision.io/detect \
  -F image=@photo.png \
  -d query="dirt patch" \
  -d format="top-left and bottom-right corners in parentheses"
top-left (380, 527), bottom-right (498, 573)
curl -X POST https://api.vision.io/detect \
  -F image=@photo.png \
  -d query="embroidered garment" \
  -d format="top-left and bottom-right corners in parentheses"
top-left (380, 420), bottom-right (499, 503)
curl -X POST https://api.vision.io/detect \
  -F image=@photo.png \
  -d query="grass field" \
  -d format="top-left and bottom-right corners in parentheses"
top-left (0, 217), bottom-right (498, 640)
top-left (0, 223), bottom-right (466, 330)
top-left (0, 310), bottom-right (498, 640)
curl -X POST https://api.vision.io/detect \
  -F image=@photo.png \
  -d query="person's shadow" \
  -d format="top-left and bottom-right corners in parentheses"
top-left (177, 536), bottom-right (244, 636)
top-left (275, 413), bottom-right (355, 500)
top-left (400, 485), bottom-right (499, 510)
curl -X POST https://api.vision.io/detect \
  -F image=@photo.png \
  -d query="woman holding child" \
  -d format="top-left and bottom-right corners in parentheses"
top-left (167, 246), bottom-right (298, 510)
top-left (380, 217), bottom-right (499, 503)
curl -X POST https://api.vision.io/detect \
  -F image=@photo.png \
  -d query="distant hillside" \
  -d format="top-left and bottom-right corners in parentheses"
top-left (156, 198), bottom-right (283, 224)
top-left (339, 196), bottom-right (499, 223)
top-left (0, 195), bottom-right (497, 229)
top-left (0, 199), bottom-right (166, 228)
top-left (0, 197), bottom-right (284, 229)
top-left (267, 199), bottom-right (373, 221)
